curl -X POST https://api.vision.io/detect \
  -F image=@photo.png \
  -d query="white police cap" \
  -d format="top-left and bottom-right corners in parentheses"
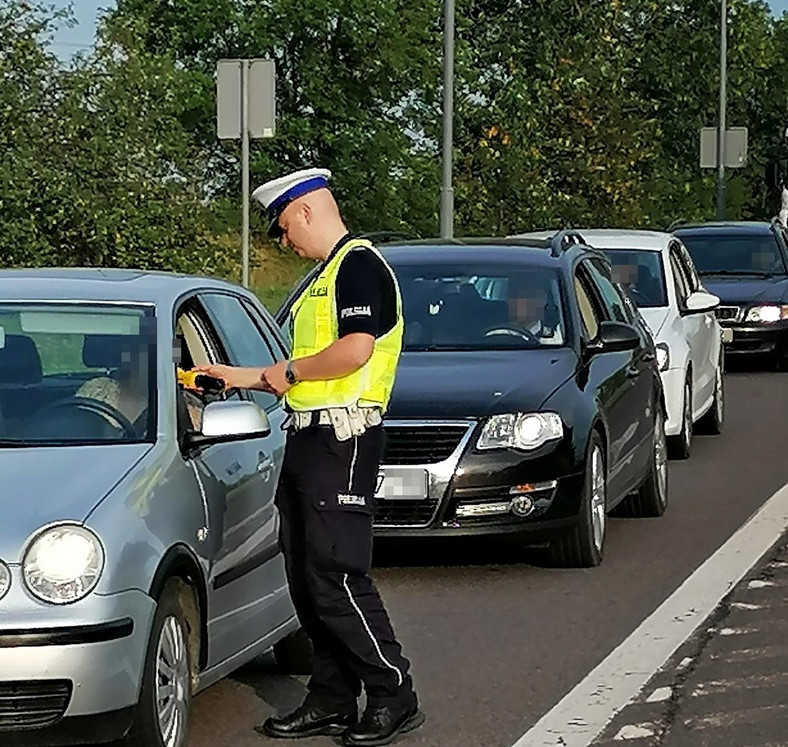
top-left (252, 167), bottom-right (332, 237)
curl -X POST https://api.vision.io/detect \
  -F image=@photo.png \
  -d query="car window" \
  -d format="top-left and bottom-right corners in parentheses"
top-left (602, 249), bottom-right (668, 308)
top-left (574, 271), bottom-right (601, 340)
top-left (678, 232), bottom-right (788, 276)
top-left (669, 249), bottom-right (691, 304)
top-left (0, 303), bottom-right (155, 445)
top-left (174, 307), bottom-right (222, 432)
top-left (673, 241), bottom-right (701, 292)
top-left (199, 293), bottom-right (279, 412)
top-left (392, 262), bottom-right (567, 350)
top-left (584, 259), bottom-right (630, 323)
top-left (242, 298), bottom-right (289, 358)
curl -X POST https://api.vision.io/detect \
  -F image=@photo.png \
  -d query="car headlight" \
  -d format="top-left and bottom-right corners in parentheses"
top-left (23, 525), bottom-right (104, 605)
top-left (745, 305), bottom-right (788, 323)
top-left (656, 343), bottom-right (670, 372)
top-left (0, 561), bottom-right (10, 601)
top-left (478, 412), bottom-right (563, 451)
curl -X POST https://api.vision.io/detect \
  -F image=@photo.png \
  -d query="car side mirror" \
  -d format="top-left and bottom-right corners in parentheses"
top-left (683, 290), bottom-right (720, 315)
top-left (184, 400), bottom-right (271, 452)
top-left (585, 321), bottom-right (640, 356)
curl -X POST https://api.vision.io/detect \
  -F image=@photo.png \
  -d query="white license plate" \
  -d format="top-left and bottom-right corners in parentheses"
top-left (374, 468), bottom-right (429, 501)
top-left (722, 329), bottom-right (734, 343)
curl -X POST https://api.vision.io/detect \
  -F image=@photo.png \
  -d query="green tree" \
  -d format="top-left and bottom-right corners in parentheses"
top-left (0, 1), bottom-right (234, 275)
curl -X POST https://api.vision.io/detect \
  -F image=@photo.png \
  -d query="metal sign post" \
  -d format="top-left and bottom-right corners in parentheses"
top-left (440, 0), bottom-right (455, 240)
top-left (217, 58), bottom-right (276, 288)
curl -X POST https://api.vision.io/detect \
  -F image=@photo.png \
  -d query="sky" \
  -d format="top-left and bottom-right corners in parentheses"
top-left (47, 0), bottom-right (788, 60)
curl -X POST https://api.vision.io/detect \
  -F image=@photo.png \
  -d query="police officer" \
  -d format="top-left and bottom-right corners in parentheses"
top-left (197, 168), bottom-right (423, 746)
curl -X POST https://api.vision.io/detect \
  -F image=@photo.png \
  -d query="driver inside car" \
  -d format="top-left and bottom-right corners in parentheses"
top-left (76, 335), bottom-right (150, 431)
top-left (501, 274), bottom-right (561, 344)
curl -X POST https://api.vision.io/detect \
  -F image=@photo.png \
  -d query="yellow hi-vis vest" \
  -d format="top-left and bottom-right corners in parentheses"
top-left (284, 238), bottom-right (404, 413)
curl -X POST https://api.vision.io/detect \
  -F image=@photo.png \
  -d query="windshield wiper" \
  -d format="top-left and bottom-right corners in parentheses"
top-left (699, 270), bottom-right (776, 277)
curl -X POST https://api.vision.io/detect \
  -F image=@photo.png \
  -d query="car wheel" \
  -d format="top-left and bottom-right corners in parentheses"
top-left (668, 376), bottom-right (692, 460)
top-left (273, 627), bottom-right (313, 675)
top-left (614, 409), bottom-right (668, 518)
top-left (548, 431), bottom-right (606, 568)
top-left (696, 360), bottom-right (724, 435)
top-left (121, 580), bottom-right (196, 747)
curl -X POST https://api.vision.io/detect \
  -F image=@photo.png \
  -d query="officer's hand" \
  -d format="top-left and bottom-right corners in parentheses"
top-left (192, 364), bottom-right (253, 390)
top-left (260, 361), bottom-right (292, 397)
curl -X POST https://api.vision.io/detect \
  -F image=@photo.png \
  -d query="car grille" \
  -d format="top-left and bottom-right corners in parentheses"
top-left (715, 305), bottom-right (741, 322)
top-left (0, 680), bottom-right (72, 730)
top-left (383, 425), bottom-right (471, 465)
top-left (375, 499), bottom-right (440, 527)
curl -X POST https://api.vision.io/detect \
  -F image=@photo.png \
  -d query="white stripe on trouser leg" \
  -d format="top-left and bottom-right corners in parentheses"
top-left (342, 573), bottom-right (404, 687)
top-left (348, 436), bottom-right (358, 492)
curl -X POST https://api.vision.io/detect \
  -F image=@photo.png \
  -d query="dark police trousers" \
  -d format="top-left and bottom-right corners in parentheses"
top-left (275, 421), bottom-right (416, 711)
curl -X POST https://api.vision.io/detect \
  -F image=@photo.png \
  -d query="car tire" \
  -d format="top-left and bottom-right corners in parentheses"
top-left (548, 431), bottom-right (606, 568)
top-left (668, 375), bottom-right (692, 460)
top-left (121, 579), bottom-right (196, 747)
top-left (696, 359), bottom-right (724, 435)
top-left (273, 627), bottom-right (313, 675)
top-left (613, 409), bottom-right (669, 518)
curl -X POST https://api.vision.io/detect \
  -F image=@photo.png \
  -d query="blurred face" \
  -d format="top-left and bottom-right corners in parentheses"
top-left (612, 263), bottom-right (638, 285)
top-left (508, 287), bottom-right (546, 326)
top-left (117, 339), bottom-right (149, 395)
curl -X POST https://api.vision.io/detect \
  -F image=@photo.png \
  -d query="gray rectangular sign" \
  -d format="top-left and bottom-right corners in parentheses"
top-left (248, 59), bottom-right (276, 139)
top-left (217, 59), bottom-right (242, 140)
top-left (700, 127), bottom-right (748, 169)
top-left (216, 58), bottom-right (276, 140)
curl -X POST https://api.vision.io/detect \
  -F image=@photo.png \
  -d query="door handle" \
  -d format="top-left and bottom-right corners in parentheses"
top-left (642, 351), bottom-right (655, 362)
top-left (257, 453), bottom-right (274, 480)
top-left (626, 365), bottom-right (640, 378)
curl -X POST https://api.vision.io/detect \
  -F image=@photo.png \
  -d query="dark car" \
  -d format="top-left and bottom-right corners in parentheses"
top-left (674, 219), bottom-right (788, 365)
top-left (276, 234), bottom-right (668, 568)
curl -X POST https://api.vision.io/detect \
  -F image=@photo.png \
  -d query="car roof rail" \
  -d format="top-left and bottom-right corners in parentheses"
top-left (550, 229), bottom-right (588, 257)
top-left (666, 219), bottom-right (690, 232)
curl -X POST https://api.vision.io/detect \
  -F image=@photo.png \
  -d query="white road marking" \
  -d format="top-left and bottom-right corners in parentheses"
top-left (613, 723), bottom-right (656, 740)
top-left (676, 657), bottom-right (694, 670)
top-left (644, 687), bottom-right (672, 703)
top-left (510, 481), bottom-right (788, 747)
top-left (712, 644), bottom-right (788, 663)
top-left (731, 601), bottom-right (765, 610)
top-left (719, 626), bottom-right (758, 636)
top-left (691, 671), bottom-right (788, 697)
top-left (748, 579), bottom-right (776, 589)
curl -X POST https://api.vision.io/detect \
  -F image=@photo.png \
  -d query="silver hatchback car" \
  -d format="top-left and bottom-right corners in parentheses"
top-left (0, 269), bottom-right (309, 747)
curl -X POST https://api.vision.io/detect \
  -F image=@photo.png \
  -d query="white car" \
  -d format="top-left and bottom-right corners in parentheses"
top-left (515, 229), bottom-right (726, 459)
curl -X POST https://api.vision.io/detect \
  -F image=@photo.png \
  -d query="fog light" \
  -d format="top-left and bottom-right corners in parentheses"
top-left (510, 496), bottom-right (535, 517)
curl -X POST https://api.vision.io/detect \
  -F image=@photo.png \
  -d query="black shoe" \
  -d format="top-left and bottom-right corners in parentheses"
top-left (335, 703), bottom-right (425, 746)
top-left (256, 702), bottom-right (357, 739)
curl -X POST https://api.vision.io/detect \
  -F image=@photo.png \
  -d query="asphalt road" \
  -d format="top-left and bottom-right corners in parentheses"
top-left (98, 365), bottom-right (788, 747)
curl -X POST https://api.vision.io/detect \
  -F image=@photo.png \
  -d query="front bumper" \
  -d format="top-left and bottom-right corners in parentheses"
top-left (0, 577), bottom-right (155, 744)
top-left (719, 320), bottom-right (788, 357)
top-left (373, 420), bottom-right (584, 540)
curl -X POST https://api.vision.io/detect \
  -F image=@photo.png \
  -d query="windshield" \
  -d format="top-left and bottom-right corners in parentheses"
top-left (602, 250), bottom-right (667, 308)
top-left (679, 233), bottom-right (787, 276)
top-left (0, 304), bottom-right (156, 446)
top-left (394, 263), bottom-right (566, 351)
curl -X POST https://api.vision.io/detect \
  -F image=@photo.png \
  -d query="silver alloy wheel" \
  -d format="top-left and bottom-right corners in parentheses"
top-left (590, 446), bottom-right (606, 553)
top-left (655, 414), bottom-right (668, 505)
top-left (715, 367), bottom-right (724, 422)
top-left (156, 616), bottom-right (190, 747)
